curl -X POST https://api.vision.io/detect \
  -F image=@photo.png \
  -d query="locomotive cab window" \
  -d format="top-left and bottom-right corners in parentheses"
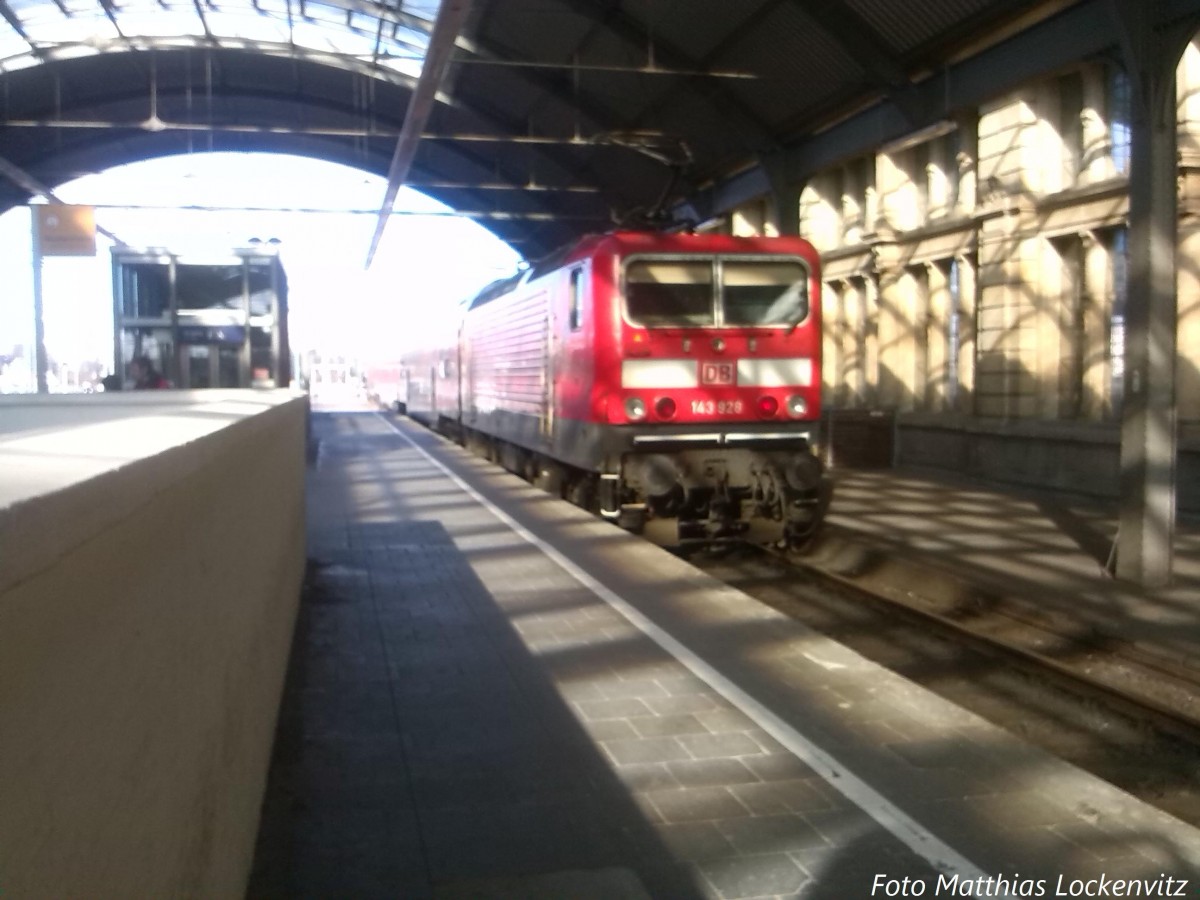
top-left (569, 267), bottom-right (585, 331)
top-left (625, 260), bottom-right (715, 327)
top-left (722, 260), bottom-right (809, 327)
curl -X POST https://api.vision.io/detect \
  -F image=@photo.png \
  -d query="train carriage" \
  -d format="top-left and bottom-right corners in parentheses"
top-left (409, 230), bottom-right (828, 548)
top-left (401, 301), bottom-right (465, 430)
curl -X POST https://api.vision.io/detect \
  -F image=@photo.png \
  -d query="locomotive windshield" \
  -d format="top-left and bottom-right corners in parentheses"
top-left (625, 260), bottom-right (715, 327)
top-left (625, 257), bottom-right (808, 328)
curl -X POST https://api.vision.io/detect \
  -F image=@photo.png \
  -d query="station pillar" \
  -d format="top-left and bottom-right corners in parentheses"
top-left (1111, 3), bottom-right (1191, 586)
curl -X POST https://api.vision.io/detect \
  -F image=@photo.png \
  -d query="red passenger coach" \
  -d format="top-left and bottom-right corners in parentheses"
top-left (413, 230), bottom-right (827, 548)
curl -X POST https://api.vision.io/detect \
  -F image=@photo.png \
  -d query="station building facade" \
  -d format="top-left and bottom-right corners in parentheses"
top-left (732, 43), bottom-right (1200, 510)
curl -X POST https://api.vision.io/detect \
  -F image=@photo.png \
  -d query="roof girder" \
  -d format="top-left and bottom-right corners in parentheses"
top-left (368, 0), bottom-right (470, 263)
top-left (552, 0), bottom-right (780, 153)
top-left (680, 0), bottom-right (1200, 226)
top-left (0, 45), bottom-right (611, 253)
top-left (786, 0), bottom-right (924, 123)
top-left (1, 0), bottom-right (1145, 256)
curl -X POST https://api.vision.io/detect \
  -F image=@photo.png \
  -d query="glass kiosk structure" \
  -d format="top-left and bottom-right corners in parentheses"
top-left (112, 245), bottom-right (290, 389)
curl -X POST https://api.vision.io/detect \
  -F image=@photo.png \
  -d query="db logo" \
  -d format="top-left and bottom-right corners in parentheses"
top-left (699, 362), bottom-right (735, 385)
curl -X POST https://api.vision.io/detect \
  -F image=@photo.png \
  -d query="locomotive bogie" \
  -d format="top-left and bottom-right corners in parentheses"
top-left (616, 440), bottom-right (826, 547)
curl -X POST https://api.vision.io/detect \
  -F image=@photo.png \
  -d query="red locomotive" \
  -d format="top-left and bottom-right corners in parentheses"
top-left (403, 230), bottom-right (827, 548)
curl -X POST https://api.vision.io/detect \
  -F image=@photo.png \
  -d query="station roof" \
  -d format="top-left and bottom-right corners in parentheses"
top-left (0, 0), bottom-right (1197, 258)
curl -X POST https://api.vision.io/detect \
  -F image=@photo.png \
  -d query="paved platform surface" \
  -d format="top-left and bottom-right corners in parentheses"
top-left (811, 468), bottom-right (1200, 669)
top-left (249, 411), bottom-right (1200, 899)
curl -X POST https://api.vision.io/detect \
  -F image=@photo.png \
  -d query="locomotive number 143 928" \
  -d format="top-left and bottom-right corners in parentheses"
top-left (690, 399), bottom-right (744, 415)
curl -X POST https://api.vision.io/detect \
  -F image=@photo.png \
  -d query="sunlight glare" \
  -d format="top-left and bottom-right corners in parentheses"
top-left (0, 152), bottom-right (522, 391)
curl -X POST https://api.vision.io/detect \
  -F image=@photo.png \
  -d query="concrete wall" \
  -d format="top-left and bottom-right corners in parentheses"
top-left (0, 390), bottom-right (307, 898)
top-left (894, 414), bottom-right (1200, 513)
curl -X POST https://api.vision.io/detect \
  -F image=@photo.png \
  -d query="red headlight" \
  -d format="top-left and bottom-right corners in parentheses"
top-left (655, 397), bottom-right (677, 419)
top-left (757, 395), bottom-right (779, 417)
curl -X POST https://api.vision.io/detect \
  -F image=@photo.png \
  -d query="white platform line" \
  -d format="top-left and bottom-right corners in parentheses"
top-left (377, 413), bottom-right (993, 883)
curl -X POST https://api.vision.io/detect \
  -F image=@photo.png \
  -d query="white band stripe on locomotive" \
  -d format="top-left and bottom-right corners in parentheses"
top-left (621, 359), bottom-right (699, 388)
top-left (621, 357), bottom-right (813, 388)
top-left (736, 358), bottom-right (813, 387)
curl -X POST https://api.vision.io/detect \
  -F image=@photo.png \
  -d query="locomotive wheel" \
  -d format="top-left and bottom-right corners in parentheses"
top-left (566, 476), bottom-right (595, 510)
top-left (533, 460), bottom-right (566, 496)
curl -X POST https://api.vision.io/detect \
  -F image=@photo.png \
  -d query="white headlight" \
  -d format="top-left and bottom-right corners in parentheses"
top-left (625, 397), bottom-right (647, 420)
top-left (786, 395), bottom-right (807, 417)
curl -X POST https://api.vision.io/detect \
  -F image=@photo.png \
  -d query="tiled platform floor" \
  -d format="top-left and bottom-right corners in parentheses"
top-left (248, 412), bottom-right (1200, 899)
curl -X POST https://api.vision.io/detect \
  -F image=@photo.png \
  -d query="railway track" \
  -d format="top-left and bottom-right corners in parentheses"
top-left (689, 537), bottom-right (1200, 829)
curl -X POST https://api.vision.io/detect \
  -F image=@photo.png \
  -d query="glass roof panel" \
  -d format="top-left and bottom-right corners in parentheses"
top-left (118, 11), bottom-right (206, 39)
top-left (0, 35), bottom-right (28, 62)
top-left (0, 0), bottom-right (440, 77)
top-left (204, 11), bottom-right (292, 44)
